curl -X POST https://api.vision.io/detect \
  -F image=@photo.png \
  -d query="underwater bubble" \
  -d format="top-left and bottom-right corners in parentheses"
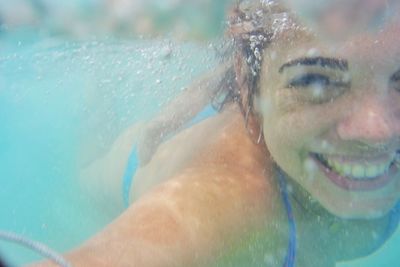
top-left (254, 48), bottom-right (262, 60)
top-left (286, 183), bottom-right (294, 194)
top-left (260, 98), bottom-right (272, 115)
top-left (249, 35), bottom-right (258, 43)
top-left (371, 231), bottom-right (379, 240)
top-left (256, 10), bottom-right (264, 18)
top-left (159, 46), bottom-right (173, 59)
top-left (320, 140), bottom-right (333, 151)
top-left (306, 48), bottom-right (320, 57)
top-left (308, 195), bottom-right (317, 204)
top-left (343, 72), bottom-right (351, 83)
top-left (269, 51), bottom-right (277, 60)
top-left (247, 55), bottom-right (253, 63)
top-left (311, 84), bottom-right (324, 98)
top-left (304, 158), bottom-right (318, 176)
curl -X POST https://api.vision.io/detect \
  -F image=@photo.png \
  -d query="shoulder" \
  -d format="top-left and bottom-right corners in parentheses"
top-left (131, 105), bottom-right (273, 200)
top-left (67, 106), bottom-right (285, 266)
top-left (132, 104), bottom-right (281, 222)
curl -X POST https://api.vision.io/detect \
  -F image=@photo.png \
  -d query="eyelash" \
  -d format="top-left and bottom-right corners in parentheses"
top-left (284, 73), bottom-right (352, 104)
top-left (286, 71), bottom-right (400, 95)
top-left (288, 73), bottom-right (329, 88)
top-left (287, 73), bottom-right (349, 88)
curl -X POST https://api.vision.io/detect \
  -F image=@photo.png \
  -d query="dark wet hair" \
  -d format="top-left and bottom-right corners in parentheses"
top-left (212, 0), bottom-right (296, 119)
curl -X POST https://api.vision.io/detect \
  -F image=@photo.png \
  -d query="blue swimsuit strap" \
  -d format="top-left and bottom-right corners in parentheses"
top-left (383, 200), bottom-right (400, 242)
top-left (276, 167), bottom-right (400, 267)
top-left (276, 168), bottom-right (297, 267)
top-left (122, 145), bottom-right (139, 207)
top-left (122, 105), bottom-right (218, 206)
top-left (122, 106), bottom-right (400, 265)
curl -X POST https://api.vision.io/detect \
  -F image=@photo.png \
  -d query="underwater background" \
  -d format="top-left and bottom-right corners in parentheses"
top-left (0, 0), bottom-right (399, 266)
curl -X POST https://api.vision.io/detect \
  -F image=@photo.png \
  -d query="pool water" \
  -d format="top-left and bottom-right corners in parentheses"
top-left (0, 28), bottom-right (399, 266)
top-left (0, 28), bottom-right (217, 265)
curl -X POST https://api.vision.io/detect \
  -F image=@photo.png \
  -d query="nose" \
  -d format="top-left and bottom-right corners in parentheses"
top-left (336, 93), bottom-right (400, 144)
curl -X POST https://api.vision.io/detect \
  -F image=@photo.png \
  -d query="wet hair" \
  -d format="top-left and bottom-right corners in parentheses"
top-left (213, 0), bottom-right (297, 119)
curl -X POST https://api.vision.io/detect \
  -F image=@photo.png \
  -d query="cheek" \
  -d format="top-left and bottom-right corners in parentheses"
top-left (262, 109), bottom-right (320, 151)
top-left (263, 122), bottom-right (316, 200)
top-left (262, 114), bottom-right (306, 175)
top-left (261, 106), bottom-right (338, 181)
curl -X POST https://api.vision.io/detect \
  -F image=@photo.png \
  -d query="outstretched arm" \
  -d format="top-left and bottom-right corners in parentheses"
top-left (136, 61), bottom-right (233, 165)
top-left (32, 166), bottom-right (272, 267)
top-left (79, 62), bottom-right (234, 211)
top-left (32, 110), bottom-right (275, 267)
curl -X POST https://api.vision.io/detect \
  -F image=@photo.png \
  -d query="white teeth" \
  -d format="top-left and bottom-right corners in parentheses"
top-left (343, 164), bottom-right (352, 176)
top-left (352, 165), bottom-right (365, 178)
top-left (365, 165), bottom-right (379, 178)
top-left (379, 164), bottom-right (387, 174)
top-left (320, 153), bottom-right (396, 180)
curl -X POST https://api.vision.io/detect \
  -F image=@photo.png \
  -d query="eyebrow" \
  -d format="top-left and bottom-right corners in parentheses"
top-left (279, 57), bottom-right (349, 73)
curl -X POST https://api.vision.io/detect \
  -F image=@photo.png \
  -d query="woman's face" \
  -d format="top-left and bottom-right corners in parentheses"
top-left (259, 20), bottom-right (400, 219)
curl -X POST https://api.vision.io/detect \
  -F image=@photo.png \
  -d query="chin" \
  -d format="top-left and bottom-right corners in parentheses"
top-left (299, 152), bottom-right (400, 220)
top-left (317, 194), bottom-right (396, 220)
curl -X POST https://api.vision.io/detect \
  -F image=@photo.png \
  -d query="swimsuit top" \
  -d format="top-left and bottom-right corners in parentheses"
top-left (277, 169), bottom-right (296, 267)
top-left (122, 105), bottom-right (218, 206)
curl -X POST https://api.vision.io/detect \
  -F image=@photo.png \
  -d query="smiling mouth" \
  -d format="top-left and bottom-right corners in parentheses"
top-left (311, 151), bottom-right (400, 191)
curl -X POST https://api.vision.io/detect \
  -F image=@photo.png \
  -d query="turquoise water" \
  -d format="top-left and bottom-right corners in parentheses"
top-left (0, 28), bottom-right (216, 265)
top-left (0, 28), bottom-right (399, 266)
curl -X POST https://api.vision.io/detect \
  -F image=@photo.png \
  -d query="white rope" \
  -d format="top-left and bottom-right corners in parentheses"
top-left (0, 231), bottom-right (71, 267)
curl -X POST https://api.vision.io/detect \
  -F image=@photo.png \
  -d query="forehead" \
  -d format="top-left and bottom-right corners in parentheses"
top-left (265, 19), bottom-right (400, 71)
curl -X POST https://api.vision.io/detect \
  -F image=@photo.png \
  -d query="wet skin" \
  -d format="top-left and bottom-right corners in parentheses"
top-left (55, 106), bottom-right (396, 267)
top-left (259, 20), bottom-right (400, 219)
top-left (31, 17), bottom-right (400, 267)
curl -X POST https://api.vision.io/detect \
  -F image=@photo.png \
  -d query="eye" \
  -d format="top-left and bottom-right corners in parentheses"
top-left (390, 70), bottom-right (400, 91)
top-left (284, 72), bottom-right (350, 104)
top-left (288, 73), bottom-right (331, 88)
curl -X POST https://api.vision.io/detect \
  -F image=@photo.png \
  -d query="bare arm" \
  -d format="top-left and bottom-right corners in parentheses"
top-left (79, 63), bottom-right (233, 211)
top-left (32, 110), bottom-right (278, 267)
top-left (137, 61), bottom-right (234, 165)
top-left (34, 167), bottom-right (274, 267)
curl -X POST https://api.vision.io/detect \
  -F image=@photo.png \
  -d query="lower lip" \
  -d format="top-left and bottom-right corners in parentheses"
top-left (311, 154), bottom-right (398, 191)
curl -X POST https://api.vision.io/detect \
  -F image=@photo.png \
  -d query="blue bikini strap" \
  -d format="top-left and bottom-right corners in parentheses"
top-left (122, 145), bottom-right (139, 207)
top-left (383, 200), bottom-right (400, 242)
top-left (276, 167), bottom-right (400, 267)
top-left (122, 105), bottom-right (218, 207)
top-left (277, 169), bottom-right (297, 267)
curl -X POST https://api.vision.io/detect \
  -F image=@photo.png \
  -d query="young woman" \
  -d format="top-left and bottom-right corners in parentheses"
top-left (33, 0), bottom-right (400, 266)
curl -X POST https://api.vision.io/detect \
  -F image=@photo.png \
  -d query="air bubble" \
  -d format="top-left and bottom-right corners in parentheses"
top-left (307, 48), bottom-right (320, 57)
top-left (304, 158), bottom-right (318, 176)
